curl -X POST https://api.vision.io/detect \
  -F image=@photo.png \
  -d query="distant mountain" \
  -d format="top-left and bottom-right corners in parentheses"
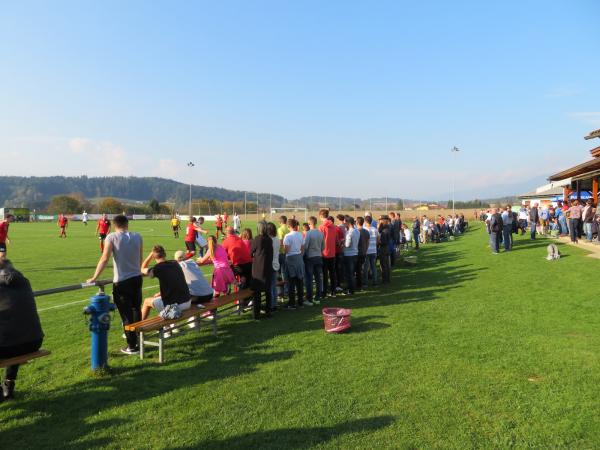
top-left (0, 176), bottom-right (286, 209)
top-left (432, 175), bottom-right (549, 202)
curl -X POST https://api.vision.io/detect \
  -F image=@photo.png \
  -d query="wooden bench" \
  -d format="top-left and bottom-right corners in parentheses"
top-left (0, 350), bottom-right (51, 368)
top-left (125, 289), bottom-right (254, 363)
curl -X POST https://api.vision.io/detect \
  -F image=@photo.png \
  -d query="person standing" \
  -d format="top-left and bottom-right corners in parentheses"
top-left (335, 214), bottom-right (347, 292)
top-left (356, 217), bottom-right (370, 291)
top-left (57, 214), bottom-right (68, 238)
top-left (378, 216), bottom-right (391, 283)
top-left (363, 216), bottom-right (379, 286)
top-left (303, 216), bottom-right (324, 304)
top-left (250, 221), bottom-right (274, 319)
top-left (567, 200), bottom-right (583, 243)
top-left (82, 210), bottom-right (89, 226)
top-left (412, 216), bottom-right (421, 250)
top-left (171, 215), bottom-right (181, 238)
top-left (215, 214), bottom-right (224, 240)
top-left (389, 212), bottom-right (400, 266)
top-left (342, 216), bottom-right (359, 296)
top-left (276, 216), bottom-right (290, 298)
top-left (233, 212), bottom-right (241, 235)
top-left (529, 203), bottom-right (539, 240)
top-left (283, 219), bottom-right (305, 308)
top-left (319, 210), bottom-right (337, 298)
top-left (184, 217), bottom-right (198, 259)
top-left (96, 213), bottom-right (112, 253)
top-left (87, 214), bottom-right (143, 355)
top-left (489, 208), bottom-right (503, 254)
top-left (582, 200), bottom-right (596, 242)
top-left (518, 206), bottom-right (528, 235)
top-left (0, 215), bottom-right (14, 259)
top-left (267, 222), bottom-right (280, 311)
top-left (501, 206), bottom-right (513, 251)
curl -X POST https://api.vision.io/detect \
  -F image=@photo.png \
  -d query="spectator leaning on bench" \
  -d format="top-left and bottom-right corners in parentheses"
top-left (0, 259), bottom-right (44, 402)
top-left (140, 245), bottom-right (191, 320)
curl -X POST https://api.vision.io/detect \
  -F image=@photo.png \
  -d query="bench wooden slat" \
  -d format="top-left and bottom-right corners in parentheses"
top-left (0, 350), bottom-right (51, 368)
top-left (124, 289), bottom-right (254, 333)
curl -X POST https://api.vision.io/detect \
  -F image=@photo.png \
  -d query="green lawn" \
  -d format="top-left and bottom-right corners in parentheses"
top-left (2, 220), bottom-right (600, 449)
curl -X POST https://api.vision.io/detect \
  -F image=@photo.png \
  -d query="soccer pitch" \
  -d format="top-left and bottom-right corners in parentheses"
top-left (2, 220), bottom-right (600, 448)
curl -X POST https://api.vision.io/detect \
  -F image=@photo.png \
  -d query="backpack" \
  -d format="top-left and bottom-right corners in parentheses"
top-left (546, 244), bottom-right (560, 261)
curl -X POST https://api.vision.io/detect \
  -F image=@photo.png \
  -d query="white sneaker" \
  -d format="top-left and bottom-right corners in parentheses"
top-left (305, 301), bottom-right (314, 306)
top-left (187, 317), bottom-right (199, 329)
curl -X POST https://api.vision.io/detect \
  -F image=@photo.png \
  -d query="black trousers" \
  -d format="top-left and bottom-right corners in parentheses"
top-left (287, 277), bottom-right (304, 307)
top-left (322, 257), bottom-right (336, 296)
top-left (0, 339), bottom-right (43, 380)
top-left (335, 254), bottom-right (344, 288)
top-left (355, 254), bottom-right (366, 290)
top-left (112, 275), bottom-right (143, 349)
top-left (379, 250), bottom-right (391, 283)
top-left (233, 263), bottom-right (253, 288)
top-left (252, 276), bottom-right (273, 318)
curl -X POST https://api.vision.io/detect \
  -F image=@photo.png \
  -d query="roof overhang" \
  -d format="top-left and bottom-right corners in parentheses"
top-left (548, 158), bottom-right (600, 181)
top-left (585, 129), bottom-right (600, 140)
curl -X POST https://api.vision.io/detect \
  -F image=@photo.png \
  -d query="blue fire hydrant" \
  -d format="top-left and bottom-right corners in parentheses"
top-left (83, 292), bottom-right (116, 371)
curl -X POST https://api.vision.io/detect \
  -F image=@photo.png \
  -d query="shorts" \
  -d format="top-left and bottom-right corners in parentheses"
top-left (0, 242), bottom-right (6, 253)
top-left (190, 293), bottom-right (213, 305)
top-left (172, 225), bottom-right (179, 231)
top-left (152, 297), bottom-right (192, 312)
top-left (216, 225), bottom-right (223, 231)
top-left (99, 233), bottom-right (107, 241)
top-left (185, 241), bottom-right (196, 252)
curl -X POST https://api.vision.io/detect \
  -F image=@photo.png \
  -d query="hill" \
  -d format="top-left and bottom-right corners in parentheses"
top-left (0, 176), bottom-right (286, 209)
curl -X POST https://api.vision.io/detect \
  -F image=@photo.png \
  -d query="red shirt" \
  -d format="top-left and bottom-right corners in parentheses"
top-left (0, 222), bottom-right (9, 242)
top-left (216, 217), bottom-right (223, 228)
top-left (185, 223), bottom-right (197, 242)
top-left (58, 217), bottom-right (68, 227)
top-left (98, 219), bottom-right (111, 234)
top-left (319, 220), bottom-right (337, 258)
top-left (222, 235), bottom-right (252, 265)
top-left (335, 224), bottom-right (346, 254)
top-left (223, 214), bottom-right (229, 223)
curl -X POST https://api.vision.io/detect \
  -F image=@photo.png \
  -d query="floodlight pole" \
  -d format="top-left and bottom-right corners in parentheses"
top-left (244, 191), bottom-right (247, 220)
top-left (451, 146), bottom-right (460, 215)
top-left (187, 162), bottom-right (195, 218)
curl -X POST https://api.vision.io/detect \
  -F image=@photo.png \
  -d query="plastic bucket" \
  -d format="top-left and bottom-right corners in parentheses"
top-left (322, 308), bottom-right (352, 333)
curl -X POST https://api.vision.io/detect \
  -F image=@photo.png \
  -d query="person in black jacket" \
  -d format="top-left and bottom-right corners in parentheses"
top-left (489, 208), bottom-right (503, 254)
top-left (250, 221), bottom-right (273, 319)
top-left (0, 259), bottom-right (44, 401)
top-left (529, 203), bottom-right (539, 240)
top-left (377, 216), bottom-right (391, 283)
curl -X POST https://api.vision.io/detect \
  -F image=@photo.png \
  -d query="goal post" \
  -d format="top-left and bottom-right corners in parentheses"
top-left (270, 207), bottom-right (308, 223)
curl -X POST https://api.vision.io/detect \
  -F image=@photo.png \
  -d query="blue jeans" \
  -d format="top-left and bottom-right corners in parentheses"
top-left (270, 275), bottom-right (278, 309)
top-left (502, 224), bottom-right (512, 250)
top-left (343, 255), bottom-right (357, 294)
top-left (530, 222), bottom-right (537, 239)
top-left (304, 256), bottom-right (323, 301)
top-left (570, 218), bottom-right (580, 242)
top-left (584, 222), bottom-right (593, 241)
top-left (490, 231), bottom-right (500, 253)
top-left (278, 253), bottom-right (288, 296)
top-left (363, 253), bottom-right (377, 286)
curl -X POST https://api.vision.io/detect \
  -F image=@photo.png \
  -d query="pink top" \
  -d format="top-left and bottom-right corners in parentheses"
top-left (242, 239), bottom-right (252, 256)
top-left (213, 245), bottom-right (230, 269)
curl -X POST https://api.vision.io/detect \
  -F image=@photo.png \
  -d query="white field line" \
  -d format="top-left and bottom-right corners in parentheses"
top-left (37, 285), bottom-right (159, 312)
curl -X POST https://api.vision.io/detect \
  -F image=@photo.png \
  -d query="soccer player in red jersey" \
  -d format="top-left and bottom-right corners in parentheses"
top-left (223, 212), bottom-right (229, 228)
top-left (215, 214), bottom-right (224, 240)
top-left (57, 214), bottom-right (69, 238)
top-left (184, 217), bottom-right (198, 259)
top-left (96, 213), bottom-right (112, 252)
top-left (0, 214), bottom-right (14, 259)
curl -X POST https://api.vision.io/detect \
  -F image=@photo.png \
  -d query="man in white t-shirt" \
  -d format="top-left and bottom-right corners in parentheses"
top-left (283, 219), bottom-right (305, 308)
top-left (82, 211), bottom-right (88, 226)
top-left (233, 213), bottom-right (241, 235)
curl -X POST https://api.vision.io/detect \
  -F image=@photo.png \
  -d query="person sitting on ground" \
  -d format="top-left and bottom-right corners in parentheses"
top-left (140, 245), bottom-right (191, 320)
top-left (197, 236), bottom-right (236, 296)
top-left (0, 259), bottom-right (44, 402)
top-left (174, 251), bottom-right (213, 306)
top-left (222, 226), bottom-right (253, 288)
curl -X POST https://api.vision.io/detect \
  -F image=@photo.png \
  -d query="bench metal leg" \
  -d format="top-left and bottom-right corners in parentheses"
top-left (158, 330), bottom-right (165, 363)
top-left (139, 332), bottom-right (145, 360)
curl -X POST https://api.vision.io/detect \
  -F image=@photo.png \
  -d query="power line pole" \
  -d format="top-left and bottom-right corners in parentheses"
top-left (451, 146), bottom-right (460, 215)
top-left (187, 162), bottom-right (194, 218)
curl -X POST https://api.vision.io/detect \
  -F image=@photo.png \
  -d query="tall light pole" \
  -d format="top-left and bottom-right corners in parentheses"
top-left (451, 146), bottom-right (460, 215)
top-left (187, 162), bottom-right (194, 218)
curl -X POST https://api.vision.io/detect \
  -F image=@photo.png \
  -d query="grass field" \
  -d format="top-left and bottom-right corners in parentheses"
top-left (2, 219), bottom-right (600, 449)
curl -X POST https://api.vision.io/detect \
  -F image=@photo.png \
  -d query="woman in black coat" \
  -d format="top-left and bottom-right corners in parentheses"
top-left (0, 259), bottom-right (44, 401)
top-left (250, 221), bottom-right (274, 319)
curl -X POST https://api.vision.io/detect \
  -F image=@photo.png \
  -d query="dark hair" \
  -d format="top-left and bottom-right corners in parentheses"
top-left (279, 215), bottom-right (287, 224)
top-left (356, 216), bottom-right (364, 226)
top-left (287, 218), bottom-right (298, 229)
top-left (267, 222), bottom-right (277, 237)
top-left (336, 214), bottom-right (345, 221)
top-left (302, 222), bottom-right (309, 230)
top-left (345, 216), bottom-right (355, 226)
top-left (152, 245), bottom-right (166, 258)
top-left (309, 216), bottom-right (317, 226)
top-left (113, 214), bottom-right (128, 228)
top-left (327, 216), bottom-right (335, 222)
top-left (319, 209), bottom-right (329, 218)
top-left (365, 216), bottom-right (372, 225)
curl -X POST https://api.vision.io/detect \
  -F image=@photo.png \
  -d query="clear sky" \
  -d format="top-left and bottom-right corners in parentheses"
top-left (2, 1), bottom-right (600, 200)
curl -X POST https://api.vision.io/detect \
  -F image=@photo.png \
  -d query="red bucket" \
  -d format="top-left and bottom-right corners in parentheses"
top-left (322, 308), bottom-right (352, 333)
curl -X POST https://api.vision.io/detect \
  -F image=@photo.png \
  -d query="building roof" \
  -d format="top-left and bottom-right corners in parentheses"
top-left (547, 158), bottom-right (600, 181)
top-left (519, 186), bottom-right (564, 199)
top-left (585, 128), bottom-right (600, 140)
top-left (590, 146), bottom-right (600, 158)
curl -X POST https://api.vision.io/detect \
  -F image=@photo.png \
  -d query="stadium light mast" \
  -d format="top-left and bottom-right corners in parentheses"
top-left (451, 147), bottom-right (460, 215)
top-left (187, 162), bottom-right (195, 218)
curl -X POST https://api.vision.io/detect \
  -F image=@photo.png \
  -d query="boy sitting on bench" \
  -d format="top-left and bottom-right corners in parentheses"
top-left (140, 245), bottom-right (191, 320)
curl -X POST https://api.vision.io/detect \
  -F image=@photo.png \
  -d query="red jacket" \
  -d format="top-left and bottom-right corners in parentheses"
top-left (319, 220), bottom-right (337, 258)
top-left (222, 235), bottom-right (252, 265)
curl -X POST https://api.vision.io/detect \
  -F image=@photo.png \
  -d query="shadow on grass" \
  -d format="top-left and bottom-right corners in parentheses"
top-left (172, 415), bottom-right (396, 449)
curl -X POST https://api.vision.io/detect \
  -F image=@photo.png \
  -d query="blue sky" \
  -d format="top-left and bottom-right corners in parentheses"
top-left (1, 1), bottom-right (599, 200)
